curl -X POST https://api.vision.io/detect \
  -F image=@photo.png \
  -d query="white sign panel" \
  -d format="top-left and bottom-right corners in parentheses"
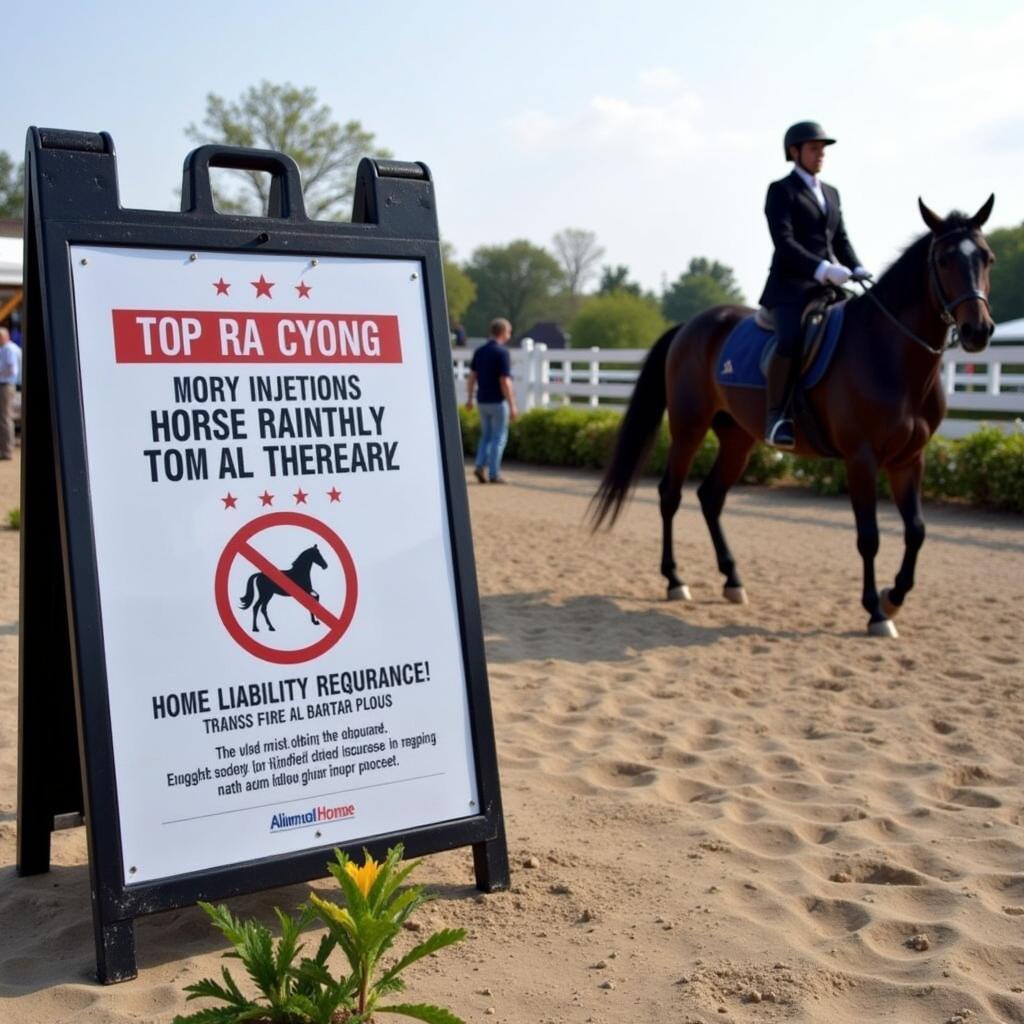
top-left (69, 246), bottom-right (479, 884)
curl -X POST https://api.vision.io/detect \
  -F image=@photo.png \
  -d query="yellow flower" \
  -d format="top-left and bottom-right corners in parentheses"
top-left (308, 892), bottom-right (355, 932)
top-left (345, 855), bottom-right (381, 898)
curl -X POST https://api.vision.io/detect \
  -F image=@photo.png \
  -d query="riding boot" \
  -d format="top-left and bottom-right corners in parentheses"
top-left (765, 351), bottom-right (796, 449)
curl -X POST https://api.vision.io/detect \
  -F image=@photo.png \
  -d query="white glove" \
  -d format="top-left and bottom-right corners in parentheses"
top-left (821, 263), bottom-right (853, 286)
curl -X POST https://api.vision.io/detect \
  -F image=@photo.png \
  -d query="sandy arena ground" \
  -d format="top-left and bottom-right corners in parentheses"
top-left (0, 453), bottom-right (1021, 1024)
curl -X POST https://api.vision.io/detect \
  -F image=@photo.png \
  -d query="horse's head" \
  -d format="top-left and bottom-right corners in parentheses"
top-left (918, 195), bottom-right (996, 353)
top-left (310, 544), bottom-right (328, 570)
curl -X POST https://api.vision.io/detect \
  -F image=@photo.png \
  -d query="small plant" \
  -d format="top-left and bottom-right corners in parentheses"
top-left (174, 902), bottom-right (350, 1024)
top-left (307, 845), bottom-right (466, 1024)
top-left (175, 846), bottom-right (465, 1024)
top-left (6, 507), bottom-right (19, 530)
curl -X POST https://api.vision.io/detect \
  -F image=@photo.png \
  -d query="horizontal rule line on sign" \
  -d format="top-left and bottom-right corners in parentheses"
top-left (160, 771), bottom-right (447, 825)
top-left (110, 310), bottom-right (403, 364)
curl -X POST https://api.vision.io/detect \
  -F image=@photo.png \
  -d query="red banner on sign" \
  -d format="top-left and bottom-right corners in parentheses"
top-left (111, 310), bottom-right (403, 364)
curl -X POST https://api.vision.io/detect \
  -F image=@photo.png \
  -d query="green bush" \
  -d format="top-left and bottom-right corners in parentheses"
top-left (956, 425), bottom-right (1007, 504)
top-left (457, 405), bottom-right (480, 455)
top-left (570, 409), bottom-right (622, 468)
top-left (455, 401), bottom-right (1023, 511)
top-left (512, 407), bottom-right (595, 465)
top-left (984, 430), bottom-right (1024, 511)
top-left (922, 434), bottom-right (965, 500)
top-left (6, 508), bottom-right (19, 530)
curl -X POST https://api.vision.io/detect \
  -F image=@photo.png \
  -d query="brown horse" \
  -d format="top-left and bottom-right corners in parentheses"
top-left (592, 197), bottom-right (996, 637)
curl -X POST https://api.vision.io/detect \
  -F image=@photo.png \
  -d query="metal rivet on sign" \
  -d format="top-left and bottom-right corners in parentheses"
top-left (469, 800), bottom-right (476, 807)
top-left (189, 253), bottom-right (198, 262)
top-left (80, 258), bottom-right (88, 266)
top-left (315, 831), bottom-right (322, 839)
top-left (311, 258), bottom-right (319, 267)
top-left (410, 272), bottom-right (418, 281)
top-left (129, 865), bottom-right (137, 875)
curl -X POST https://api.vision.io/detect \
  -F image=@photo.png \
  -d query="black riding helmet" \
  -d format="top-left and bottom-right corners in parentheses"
top-left (784, 122), bottom-right (836, 160)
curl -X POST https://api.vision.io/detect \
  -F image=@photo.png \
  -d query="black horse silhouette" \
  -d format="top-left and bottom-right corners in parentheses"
top-left (238, 544), bottom-right (329, 633)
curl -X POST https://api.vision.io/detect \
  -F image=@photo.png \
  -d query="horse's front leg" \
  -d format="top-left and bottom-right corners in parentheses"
top-left (846, 454), bottom-right (896, 637)
top-left (881, 457), bottom-right (926, 620)
top-left (309, 589), bottom-right (320, 626)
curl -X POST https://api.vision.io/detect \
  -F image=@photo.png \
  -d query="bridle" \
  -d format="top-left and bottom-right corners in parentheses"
top-left (854, 227), bottom-right (991, 356)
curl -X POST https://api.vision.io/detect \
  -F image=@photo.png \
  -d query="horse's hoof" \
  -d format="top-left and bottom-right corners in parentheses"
top-left (880, 587), bottom-right (901, 618)
top-left (667, 584), bottom-right (692, 602)
top-left (723, 586), bottom-right (748, 605)
top-left (868, 619), bottom-right (899, 639)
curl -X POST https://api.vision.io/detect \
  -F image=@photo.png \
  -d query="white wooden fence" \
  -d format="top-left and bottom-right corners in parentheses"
top-left (452, 340), bottom-right (1024, 439)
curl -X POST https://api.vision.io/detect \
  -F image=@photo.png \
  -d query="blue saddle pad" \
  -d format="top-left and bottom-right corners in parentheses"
top-left (716, 302), bottom-right (846, 390)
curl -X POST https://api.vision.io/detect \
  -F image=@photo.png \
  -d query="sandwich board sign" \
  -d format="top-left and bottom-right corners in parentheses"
top-left (17, 128), bottom-right (508, 983)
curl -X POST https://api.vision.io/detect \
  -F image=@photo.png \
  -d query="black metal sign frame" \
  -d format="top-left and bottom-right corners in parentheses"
top-left (17, 128), bottom-right (508, 983)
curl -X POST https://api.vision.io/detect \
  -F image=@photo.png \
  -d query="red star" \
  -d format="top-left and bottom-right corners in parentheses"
top-left (258, 490), bottom-right (274, 506)
top-left (213, 277), bottom-right (230, 296)
top-left (293, 488), bottom-right (308, 505)
top-left (251, 274), bottom-right (274, 298)
top-left (327, 487), bottom-right (342, 503)
top-left (221, 492), bottom-right (238, 509)
top-left (295, 281), bottom-right (312, 298)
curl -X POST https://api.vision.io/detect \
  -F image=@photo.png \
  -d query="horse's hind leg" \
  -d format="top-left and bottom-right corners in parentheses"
top-left (881, 456), bottom-right (925, 620)
top-left (309, 590), bottom-right (320, 626)
top-left (697, 418), bottom-right (755, 604)
top-left (660, 429), bottom-right (706, 601)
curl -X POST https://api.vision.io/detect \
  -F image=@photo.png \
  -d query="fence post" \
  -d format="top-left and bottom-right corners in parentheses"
top-left (516, 338), bottom-right (534, 411)
top-left (562, 353), bottom-right (572, 406)
top-left (589, 347), bottom-right (600, 408)
top-left (988, 358), bottom-right (1002, 395)
top-left (537, 342), bottom-right (550, 407)
top-left (943, 357), bottom-right (956, 395)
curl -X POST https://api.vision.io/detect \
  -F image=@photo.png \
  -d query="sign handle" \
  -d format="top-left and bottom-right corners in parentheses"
top-left (181, 144), bottom-right (307, 220)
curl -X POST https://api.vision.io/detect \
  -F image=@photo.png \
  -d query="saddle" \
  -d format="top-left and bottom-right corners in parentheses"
top-left (754, 292), bottom-right (840, 377)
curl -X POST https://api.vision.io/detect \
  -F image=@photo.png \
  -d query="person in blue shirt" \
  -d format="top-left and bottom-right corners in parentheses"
top-left (0, 327), bottom-right (22, 460)
top-left (465, 318), bottom-right (518, 483)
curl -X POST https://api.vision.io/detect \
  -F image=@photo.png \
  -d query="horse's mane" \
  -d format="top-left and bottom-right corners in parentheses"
top-left (869, 211), bottom-right (974, 305)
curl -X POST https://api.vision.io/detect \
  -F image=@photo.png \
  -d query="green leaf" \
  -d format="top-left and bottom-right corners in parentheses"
top-left (375, 1002), bottom-right (466, 1024)
top-left (374, 930), bottom-right (466, 991)
top-left (379, 861), bottom-right (422, 910)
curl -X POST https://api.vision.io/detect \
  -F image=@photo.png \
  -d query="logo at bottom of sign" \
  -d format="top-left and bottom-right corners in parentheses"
top-left (215, 512), bottom-right (358, 665)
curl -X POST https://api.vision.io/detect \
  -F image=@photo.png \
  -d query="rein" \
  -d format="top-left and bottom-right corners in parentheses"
top-left (852, 227), bottom-right (990, 357)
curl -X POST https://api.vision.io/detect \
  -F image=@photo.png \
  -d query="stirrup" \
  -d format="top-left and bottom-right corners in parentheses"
top-left (767, 417), bottom-right (795, 450)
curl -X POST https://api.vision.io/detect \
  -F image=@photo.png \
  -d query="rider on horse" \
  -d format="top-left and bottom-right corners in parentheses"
top-left (760, 121), bottom-right (869, 449)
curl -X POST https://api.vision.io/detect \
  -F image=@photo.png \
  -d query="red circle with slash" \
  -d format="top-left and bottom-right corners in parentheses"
top-left (215, 511), bottom-right (357, 664)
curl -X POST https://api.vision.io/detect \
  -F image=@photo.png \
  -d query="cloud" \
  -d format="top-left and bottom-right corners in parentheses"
top-left (504, 69), bottom-right (754, 162)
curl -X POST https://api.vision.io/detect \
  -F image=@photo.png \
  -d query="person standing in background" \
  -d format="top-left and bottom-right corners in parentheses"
top-left (465, 318), bottom-right (517, 483)
top-left (0, 327), bottom-right (21, 460)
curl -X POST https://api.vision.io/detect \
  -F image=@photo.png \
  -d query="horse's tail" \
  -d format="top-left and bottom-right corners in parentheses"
top-left (590, 325), bottom-right (679, 529)
top-left (239, 572), bottom-right (260, 609)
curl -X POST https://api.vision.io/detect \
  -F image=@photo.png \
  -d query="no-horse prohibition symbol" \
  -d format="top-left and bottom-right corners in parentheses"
top-left (215, 511), bottom-right (358, 664)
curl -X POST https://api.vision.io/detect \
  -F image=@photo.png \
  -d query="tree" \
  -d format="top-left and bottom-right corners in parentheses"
top-left (441, 243), bottom-right (476, 329)
top-left (552, 228), bottom-right (605, 295)
top-left (463, 240), bottom-right (565, 336)
top-left (186, 81), bottom-right (390, 219)
top-left (569, 292), bottom-right (668, 349)
top-left (0, 152), bottom-right (23, 219)
top-left (597, 264), bottom-right (642, 296)
top-left (662, 257), bottom-right (745, 322)
top-left (988, 223), bottom-right (1024, 323)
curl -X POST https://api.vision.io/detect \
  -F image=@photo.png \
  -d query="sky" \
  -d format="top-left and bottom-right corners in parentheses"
top-left (4, 0), bottom-right (1023, 304)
